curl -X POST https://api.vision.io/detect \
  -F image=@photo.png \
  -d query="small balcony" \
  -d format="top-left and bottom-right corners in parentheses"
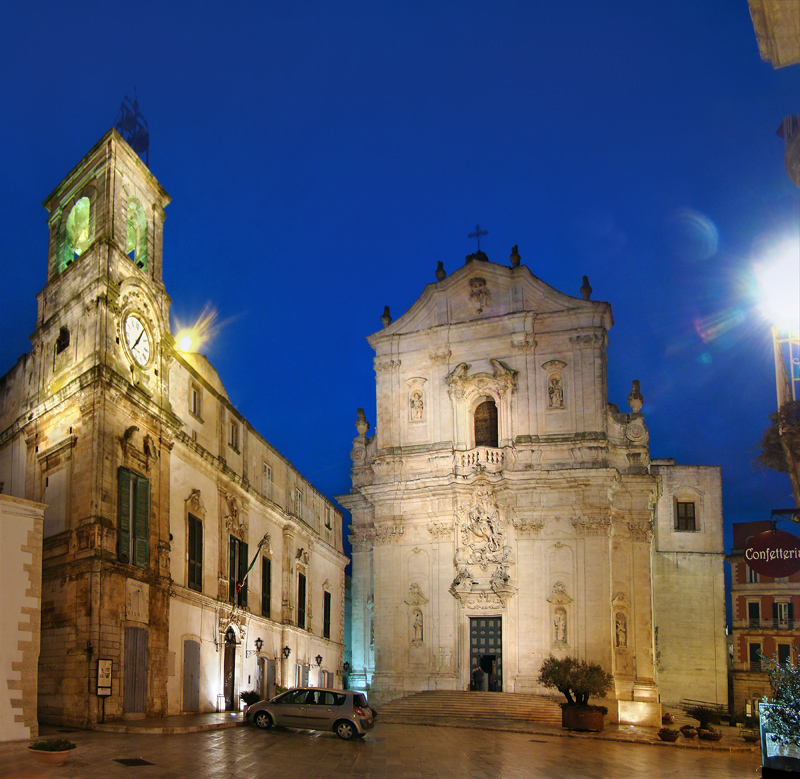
top-left (455, 446), bottom-right (505, 476)
top-left (738, 619), bottom-right (795, 631)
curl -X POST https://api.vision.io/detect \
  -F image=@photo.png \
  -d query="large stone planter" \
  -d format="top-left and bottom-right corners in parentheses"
top-left (760, 703), bottom-right (800, 775)
top-left (562, 706), bottom-right (604, 732)
top-left (28, 746), bottom-right (75, 766)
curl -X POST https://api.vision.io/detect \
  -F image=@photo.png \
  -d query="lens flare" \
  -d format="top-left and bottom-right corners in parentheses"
top-left (173, 304), bottom-right (220, 353)
top-left (753, 238), bottom-right (800, 330)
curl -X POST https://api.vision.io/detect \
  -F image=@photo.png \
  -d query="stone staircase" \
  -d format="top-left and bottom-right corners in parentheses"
top-left (375, 690), bottom-right (563, 727)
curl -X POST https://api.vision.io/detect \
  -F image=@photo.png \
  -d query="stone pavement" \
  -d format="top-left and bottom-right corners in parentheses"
top-left (0, 714), bottom-right (764, 778)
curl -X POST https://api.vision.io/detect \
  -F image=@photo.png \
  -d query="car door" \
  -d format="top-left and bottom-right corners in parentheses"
top-left (311, 691), bottom-right (344, 730)
top-left (271, 689), bottom-right (308, 727)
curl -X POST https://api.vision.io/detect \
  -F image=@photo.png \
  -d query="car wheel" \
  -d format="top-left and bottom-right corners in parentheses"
top-left (335, 720), bottom-right (356, 740)
top-left (254, 711), bottom-right (273, 730)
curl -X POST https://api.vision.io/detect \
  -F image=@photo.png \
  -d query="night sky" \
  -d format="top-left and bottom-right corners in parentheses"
top-left (1, 2), bottom-right (798, 557)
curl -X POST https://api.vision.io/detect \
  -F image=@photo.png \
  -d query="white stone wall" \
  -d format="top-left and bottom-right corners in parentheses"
top-left (0, 495), bottom-right (44, 741)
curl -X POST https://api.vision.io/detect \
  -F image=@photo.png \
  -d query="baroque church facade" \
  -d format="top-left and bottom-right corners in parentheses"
top-left (338, 250), bottom-right (727, 723)
top-left (0, 130), bottom-right (346, 726)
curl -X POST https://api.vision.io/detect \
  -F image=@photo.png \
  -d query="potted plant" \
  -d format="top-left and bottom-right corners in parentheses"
top-left (686, 705), bottom-right (721, 732)
top-left (680, 724), bottom-right (697, 739)
top-left (658, 727), bottom-right (680, 742)
top-left (698, 726), bottom-right (723, 742)
top-left (661, 712), bottom-right (674, 725)
top-left (537, 655), bottom-right (612, 732)
top-left (28, 738), bottom-right (76, 766)
top-left (759, 651), bottom-right (800, 775)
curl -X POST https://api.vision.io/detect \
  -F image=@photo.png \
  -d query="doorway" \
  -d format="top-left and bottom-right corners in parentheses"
top-left (469, 617), bottom-right (502, 691)
top-left (183, 639), bottom-right (200, 712)
top-left (123, 626), bottom-right (148, 714)
top-left (223, 627), bottom-right (237, 710)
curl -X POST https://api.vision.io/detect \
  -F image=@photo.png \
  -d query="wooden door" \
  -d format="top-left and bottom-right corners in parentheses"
top-left (183, 639), bottom-right (200, 712)
top-left (123, 627), bottom-right (148, 714)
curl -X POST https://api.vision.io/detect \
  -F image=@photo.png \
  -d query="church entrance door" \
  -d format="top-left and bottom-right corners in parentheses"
top-left (469, 617), bottom-right (502, 691)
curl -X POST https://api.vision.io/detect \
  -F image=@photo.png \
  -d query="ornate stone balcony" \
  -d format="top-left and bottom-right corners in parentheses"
top-left (455, 446), bottom-right (505, 476)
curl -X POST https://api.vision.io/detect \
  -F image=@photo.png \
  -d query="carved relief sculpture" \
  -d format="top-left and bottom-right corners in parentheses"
top-left (615, 612), bottom-right (628, 648)
top-left (410, 390), bottom-right (424, 420)
top-left (548, 375), bottom-right (564, 408)
top-left (469, 277), bottom-right (491, 313)
top-left (455, 483), bottom-right (510, 570)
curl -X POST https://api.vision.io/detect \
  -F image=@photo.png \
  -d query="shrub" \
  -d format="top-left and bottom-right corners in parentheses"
top-left (686, 705), bottom-right (720, 730)
top-left (537, 655), bottom-right (613, 709)
top-left (239, 690), bottom-right (261, 706)
top-left (29, 739), bottom-right (76, 752)
top-left (761, 650), bottom-right (800, 749)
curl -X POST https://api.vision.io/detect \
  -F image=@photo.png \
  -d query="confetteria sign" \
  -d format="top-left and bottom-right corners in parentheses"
top-left (744, 529), bottom-right (800, 578)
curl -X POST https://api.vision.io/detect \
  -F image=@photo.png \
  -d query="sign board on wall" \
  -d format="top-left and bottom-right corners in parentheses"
top-left (97, 658), bottom-right (112, 697)
top-left (744, 529), bottom-right (800, 577)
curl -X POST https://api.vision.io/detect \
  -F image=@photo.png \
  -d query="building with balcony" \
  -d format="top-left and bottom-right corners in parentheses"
top-left (728, 520), bottom-right (800, 714)
top-left (0, 130), bottom-right (347, 726)
top-left (338, 250), bottom-right (727, 721)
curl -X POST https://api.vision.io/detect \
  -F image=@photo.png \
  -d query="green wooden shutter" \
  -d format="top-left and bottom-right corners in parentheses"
top-left (118, 468), bottom-right (131, 563)
top-left (239, 542), bottom-right (249, 607)
top-left (229, 537), bottom-right (237, 603)
top-left (134, 475), bottom-right (149, 568)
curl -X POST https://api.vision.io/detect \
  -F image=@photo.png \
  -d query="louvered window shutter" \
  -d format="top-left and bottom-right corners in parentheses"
top-left (118, 468), bottom-right (131, 563)
top-left (134, 476), bottom-right (149, 567)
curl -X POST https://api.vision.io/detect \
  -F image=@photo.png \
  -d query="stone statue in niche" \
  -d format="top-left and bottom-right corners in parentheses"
top-left (554, 608), bottom-right (567, 643)
top-left (548, 375), bottom-right (564, 408)
top-left (615, 612), bottom-right (627, 647)
top-left (412, 610), bottom-right (423, 643)
top-left (410, 391), bottom-right (424, 420)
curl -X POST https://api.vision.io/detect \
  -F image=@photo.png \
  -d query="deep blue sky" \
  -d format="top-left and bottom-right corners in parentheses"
top-left (1, 2), bottom-right (798, 555)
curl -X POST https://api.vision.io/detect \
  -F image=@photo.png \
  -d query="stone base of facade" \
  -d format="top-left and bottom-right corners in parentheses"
top-left (610, 700), bottom-right (662, 727)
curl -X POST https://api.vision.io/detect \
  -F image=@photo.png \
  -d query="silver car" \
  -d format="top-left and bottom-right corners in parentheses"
top-left (245, 687), bottom-right (375, 740)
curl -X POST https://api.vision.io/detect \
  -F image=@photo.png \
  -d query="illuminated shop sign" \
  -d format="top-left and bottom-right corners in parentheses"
top-left (744, 529), bottom-right (800, 577)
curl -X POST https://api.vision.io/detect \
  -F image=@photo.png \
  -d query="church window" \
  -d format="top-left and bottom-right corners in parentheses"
top-left (118, 467), bottom-right (149, 568)
top-left (474, 399), bottom-right (498, 448)
top-left (675, 501), bottom-right (696, 531)
top-left (189, 382), bottom-right (202, 419)
top-left (323, 591), bottom-right (332, 639)
top-left (263, 463), bottom-right (272, 497)
top-left (229, 536), bottom-right (248, 607)
top-left (229, 419), bottom-right (239, 451)
top-left (297, 572), bottom-right (306, 629)
top-left (55, 326), bottom-right (70, 355)
top-left (188, 513), bottom-right (203, 592)
top-left (294, 488), bottom-right (303, 517)
top-left (324, 506), bottom-right (332, 529)
top-left (125, 198), bottom-right (148, 269)
top-left (63, 197), bottom-right (92, 268)
top-left (261, 557), bottom-right (271, 618)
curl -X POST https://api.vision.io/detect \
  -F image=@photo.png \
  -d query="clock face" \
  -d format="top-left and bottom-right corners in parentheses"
top-left (125, 315), bottom-right (151, 366)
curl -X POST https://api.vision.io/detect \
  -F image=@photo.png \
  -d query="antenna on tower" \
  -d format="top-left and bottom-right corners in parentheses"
top-left (114, 89), bottom-right (150, 166)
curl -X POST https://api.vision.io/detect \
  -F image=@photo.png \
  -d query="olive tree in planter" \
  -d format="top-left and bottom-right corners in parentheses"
top-left (760, 651), bottom-right (800, 776)
top-left (537, 655), bottom-right (612, 731)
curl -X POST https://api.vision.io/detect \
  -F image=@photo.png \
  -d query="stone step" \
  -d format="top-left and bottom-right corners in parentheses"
top-left (377, 691), bottom-right (562, 725)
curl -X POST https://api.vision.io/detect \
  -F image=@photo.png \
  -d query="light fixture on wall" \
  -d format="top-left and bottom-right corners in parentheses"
top-left (283, 645), bottom-right (292, 659)
top-left (343, 661), bottom-right (350, 673)
top-left (246, 636), bottom-right (263, 658)
top-left (315, 654), bottom-right (323, 667)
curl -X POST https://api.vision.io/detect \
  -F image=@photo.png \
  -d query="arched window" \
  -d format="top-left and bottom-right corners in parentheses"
top-left (55, 326), bottom-right (70, 355)
top-left (63, 197), bottom-right (92, 268)
top-left (126, 198), bottom-right (148, 269)
top-left (474, 398), bottom-right (498, 447)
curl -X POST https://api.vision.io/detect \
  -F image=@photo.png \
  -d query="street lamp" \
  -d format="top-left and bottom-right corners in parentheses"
top-left (754, 244), bottom-right (800, 507)
top-left (315, 654), bottom-right (323, 667)
top-left (282, 645), bottom-right (291, 659)
top-left (246, 636), bottom-right (263, 658)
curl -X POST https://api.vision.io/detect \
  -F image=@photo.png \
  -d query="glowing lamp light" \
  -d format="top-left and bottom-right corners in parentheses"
top-left (754, 240), bottom-right (800, 330)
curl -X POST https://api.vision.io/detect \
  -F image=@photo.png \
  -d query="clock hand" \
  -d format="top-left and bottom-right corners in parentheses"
top-left (132, 329), bottom-right (145, 350)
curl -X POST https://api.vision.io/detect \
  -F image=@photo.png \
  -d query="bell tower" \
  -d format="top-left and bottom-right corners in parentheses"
top-left (34, 128), bottom-right (172, 403)
top-left (23, 129), bottom-right (179, 725)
